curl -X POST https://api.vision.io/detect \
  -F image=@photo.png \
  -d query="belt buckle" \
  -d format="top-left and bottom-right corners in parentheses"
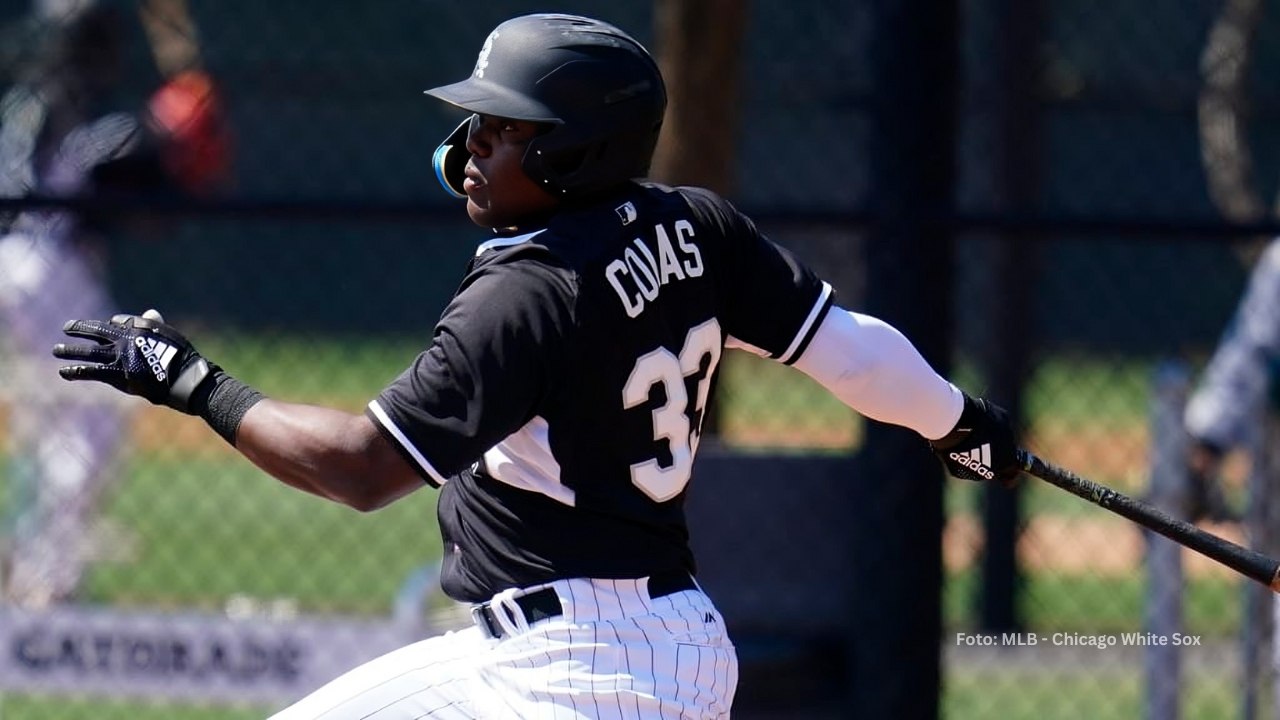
top-left (471, 604), bottom-right (501, 639)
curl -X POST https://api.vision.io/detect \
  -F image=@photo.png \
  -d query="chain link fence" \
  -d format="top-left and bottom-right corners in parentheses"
top-left (1, 0), bottom-right (1279, 718)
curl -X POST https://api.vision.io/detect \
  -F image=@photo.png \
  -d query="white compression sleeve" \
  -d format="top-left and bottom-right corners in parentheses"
top-left (790, 307), bottom-right (964, 441)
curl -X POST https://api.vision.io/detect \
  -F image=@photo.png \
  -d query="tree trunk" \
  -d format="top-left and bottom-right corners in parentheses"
top-left (650, 0), bottom-right (747, 196)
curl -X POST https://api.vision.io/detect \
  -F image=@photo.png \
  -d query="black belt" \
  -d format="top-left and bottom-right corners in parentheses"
top-left (472, 571), bottom-right (696, 639)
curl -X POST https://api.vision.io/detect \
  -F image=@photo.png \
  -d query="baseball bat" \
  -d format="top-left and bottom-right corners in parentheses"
top-left (1016, 448), bottom-right (1280, 592)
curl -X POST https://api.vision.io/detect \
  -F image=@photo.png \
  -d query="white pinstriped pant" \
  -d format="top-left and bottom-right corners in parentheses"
top-left (269, 576), bottom-right (738, 719)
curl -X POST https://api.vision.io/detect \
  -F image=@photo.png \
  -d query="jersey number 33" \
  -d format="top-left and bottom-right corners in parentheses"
top-left (622, 318), bottom-right (722, 502)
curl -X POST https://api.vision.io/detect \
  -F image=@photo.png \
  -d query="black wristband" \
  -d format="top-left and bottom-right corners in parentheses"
top-left (199, 371), bottom-right (266, 445)
top-left (929, 393), bottom-right (980, 450)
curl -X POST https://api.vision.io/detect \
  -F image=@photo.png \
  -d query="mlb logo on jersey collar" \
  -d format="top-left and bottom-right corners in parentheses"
top-left (615, 202), bottom-right (637, 225)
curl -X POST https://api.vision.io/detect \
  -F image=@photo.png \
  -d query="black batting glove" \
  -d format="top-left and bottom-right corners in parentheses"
top-left (929, 393), bottom-right (1020, 485)
top-left (52, 309), bottom-right (216, 415)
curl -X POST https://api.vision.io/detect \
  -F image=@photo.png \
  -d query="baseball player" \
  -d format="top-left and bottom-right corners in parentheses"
top-left (1184, 237), bottom-right (1280, 519)
top-left (50, 13), bottom-right (1019, 719)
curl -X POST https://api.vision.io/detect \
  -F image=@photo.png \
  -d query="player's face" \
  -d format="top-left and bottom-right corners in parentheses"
top-left (462, 115), bottom-right (558, 229)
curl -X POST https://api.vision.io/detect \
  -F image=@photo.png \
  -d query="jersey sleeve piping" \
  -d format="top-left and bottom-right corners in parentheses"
top-left (366, 399), bottom-right (448, 487)
top-left (778, 281), bottom-right (834, 365)
top-left (474, 229), bottom-right (546, 256)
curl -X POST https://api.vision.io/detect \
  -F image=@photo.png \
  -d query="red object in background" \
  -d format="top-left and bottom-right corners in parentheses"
top-left (147, 70), bottom-right (233, 194)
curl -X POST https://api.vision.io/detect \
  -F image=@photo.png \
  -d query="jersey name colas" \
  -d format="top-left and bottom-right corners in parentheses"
top-left (605, 218), bottom-right (704, 317)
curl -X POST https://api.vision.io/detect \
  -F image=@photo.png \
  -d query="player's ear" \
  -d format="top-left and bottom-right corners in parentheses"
top-left (432, 116), bottom-right (473, 199)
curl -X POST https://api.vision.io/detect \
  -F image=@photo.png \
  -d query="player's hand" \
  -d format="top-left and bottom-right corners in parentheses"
top-left (52, 309), bottom-right (215, 414)
top-left (1187, 439), bottom-right (1224, 482)
top-left (1184, 439), bottom-right (1238, 522)
top-left (929, 393), bottom-right (1020, 485)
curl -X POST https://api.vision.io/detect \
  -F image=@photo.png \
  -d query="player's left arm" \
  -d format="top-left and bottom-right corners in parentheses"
top-left (788, 305), bottom-right (1020, 484)
top-left (788, 308), bottom-right (962, 438)
top-left (692, 186), bottom-right (1019, 484)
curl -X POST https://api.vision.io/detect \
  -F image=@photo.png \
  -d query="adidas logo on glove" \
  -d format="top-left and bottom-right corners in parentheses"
top-left (135, 336), bottom-right (177, 382)
top-left (950, 444), bottom-right (995, 481)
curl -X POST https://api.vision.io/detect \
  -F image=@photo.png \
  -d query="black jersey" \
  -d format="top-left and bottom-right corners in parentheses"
top-left (367, 182), bottom-right (833, 602)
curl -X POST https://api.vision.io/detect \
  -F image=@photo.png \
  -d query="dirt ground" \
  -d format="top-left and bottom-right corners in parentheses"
top-left (943, 512), bottom-right (1244, 578)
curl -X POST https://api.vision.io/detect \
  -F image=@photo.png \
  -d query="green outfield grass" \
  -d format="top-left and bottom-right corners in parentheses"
top-left (944, 570), bottom-right (1242, 637)
top-left (82, 455), bottom-right (442, 613)
top-left (944, 668), bottom-right (1252, 720)
top-left (195, 332), bottom-right (426, 408)
top-left (0, 696), bottom-right (272, 720)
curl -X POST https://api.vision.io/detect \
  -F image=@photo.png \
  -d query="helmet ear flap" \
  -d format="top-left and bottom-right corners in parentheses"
top-left (432, 115), bottom-right (474, 199)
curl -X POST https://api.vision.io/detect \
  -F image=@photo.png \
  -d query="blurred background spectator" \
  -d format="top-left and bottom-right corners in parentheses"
top-left (0, 0), bottom-right (228, 608)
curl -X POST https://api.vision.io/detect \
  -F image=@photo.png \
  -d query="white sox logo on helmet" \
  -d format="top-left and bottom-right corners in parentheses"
top-left (474, 31), bottom-right (498, 78)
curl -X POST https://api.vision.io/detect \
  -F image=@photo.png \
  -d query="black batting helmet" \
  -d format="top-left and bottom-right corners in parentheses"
top-left (426, 14), bottom-right (667, 199)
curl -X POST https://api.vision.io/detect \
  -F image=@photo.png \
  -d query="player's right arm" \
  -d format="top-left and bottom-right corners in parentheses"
top-left (52, 310), bottom-right (425, 511)
top-left (233, 400), bottom-right (422, 511)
